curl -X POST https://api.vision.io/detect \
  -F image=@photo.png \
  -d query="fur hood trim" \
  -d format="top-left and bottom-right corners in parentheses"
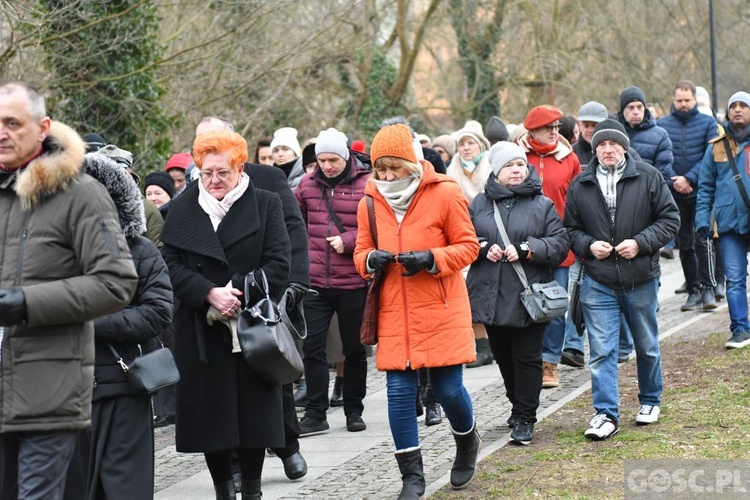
top-left (84, 152), bottom-right (146, 238)
top-left (14, 121), bottom-right (86, 210)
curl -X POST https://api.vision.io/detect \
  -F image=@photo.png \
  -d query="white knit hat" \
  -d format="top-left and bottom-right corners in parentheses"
top-left (270, 127), bottom-right (301, 157)
top-left (315, 128), bottom-right (349, 161)
top-left (452, 120), bottom-right (491, 151)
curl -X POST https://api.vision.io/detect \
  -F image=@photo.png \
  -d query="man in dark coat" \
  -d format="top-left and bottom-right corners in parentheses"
top-left (194, 116), bottom-right (310, 480)
top-left (657, 80), bottom-right (720, 311)
top-left (564, 119), bottom-right (679, 441)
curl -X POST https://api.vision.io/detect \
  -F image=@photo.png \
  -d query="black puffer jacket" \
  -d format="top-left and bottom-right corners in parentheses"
top-left (467, 169), bottom-right (569, 327)
top-left (84, 153), bottom-right (174, 400)
top-left (564, 154), bottom-right (680, 290)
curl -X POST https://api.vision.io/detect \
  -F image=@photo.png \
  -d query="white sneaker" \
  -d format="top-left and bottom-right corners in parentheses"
top-left (635, 405), bottom-right (660, 425)
top-left (584, 413), bottom-right (619, 440)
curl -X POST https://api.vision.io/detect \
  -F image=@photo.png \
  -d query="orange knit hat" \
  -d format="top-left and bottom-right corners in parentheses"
top-left (370, 124), bottom-right (418, 165)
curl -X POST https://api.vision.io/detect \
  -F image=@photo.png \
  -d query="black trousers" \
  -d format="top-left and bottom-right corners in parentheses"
top-left (676, 197), bottom-right (713, 290)
top-left (302, 287), bottom-right (367, 420)
top-left (485, 322), bottom-right (546, 422)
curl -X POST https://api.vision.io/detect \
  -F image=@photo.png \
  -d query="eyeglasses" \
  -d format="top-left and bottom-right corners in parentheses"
top-left (540, 123), bottom-right (561, 132)
top-left (199, 169), bottom-right (233, 182)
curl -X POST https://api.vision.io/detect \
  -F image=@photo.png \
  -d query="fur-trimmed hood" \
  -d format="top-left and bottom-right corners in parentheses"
top-left (14, 121), bottom-right (86, 210)
top-left (84, 152), bottom-right (146, 239)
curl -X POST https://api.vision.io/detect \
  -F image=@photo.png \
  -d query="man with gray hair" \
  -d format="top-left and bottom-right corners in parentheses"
top-left (564, 119), bottom-right (679, 440)
top-left (0, 81), bottom-right (137, 499)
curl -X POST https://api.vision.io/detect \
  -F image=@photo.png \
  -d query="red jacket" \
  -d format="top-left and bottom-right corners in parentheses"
top-left (354, 162), bottom-right (480, 371)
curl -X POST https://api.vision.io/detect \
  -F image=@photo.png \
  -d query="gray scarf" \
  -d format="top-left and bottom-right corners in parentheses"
top-left (596, 156), bottom-right (626, 222)
top-left (374, 175), bottom-right (421, 224)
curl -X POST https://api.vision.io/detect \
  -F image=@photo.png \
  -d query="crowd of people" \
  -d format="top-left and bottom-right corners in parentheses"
top-left (1, 77), bottom-right (749, 500)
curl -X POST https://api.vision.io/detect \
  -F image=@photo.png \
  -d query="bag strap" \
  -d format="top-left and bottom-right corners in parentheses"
top-left (492, 202), bottom-right (529, 290)
top-left (107, 343), bottom-right (130, 373)
top-left (722, 136), bottom-right (750, 210)
top-left (366, 195), bottom-right (378, 248)
top-left (575, 258), bottom-right (585, 285)
top-left (322, 187), bottom-right (346, 234)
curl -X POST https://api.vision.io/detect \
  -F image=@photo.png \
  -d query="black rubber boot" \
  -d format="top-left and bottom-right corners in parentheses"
top-left (394, 449), bottom-right (425, 500)
top-left (240, 478), bottom-right (262, 500)
top-left (450, 422), bottom-right (482, 489)
top-left (214, 479), bottom-right (236, 500)
top-left (466, 338), bottom-right (493, 368)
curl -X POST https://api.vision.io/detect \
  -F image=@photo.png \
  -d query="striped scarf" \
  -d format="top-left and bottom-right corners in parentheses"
top-left (595, 156), bottom-right (626, 222)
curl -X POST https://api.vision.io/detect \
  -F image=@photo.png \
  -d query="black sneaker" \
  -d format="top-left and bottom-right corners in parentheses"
top-left (299, 416), bottom-right (329, 436)
top-left (725, 330), bottom-right (750, 349)
top-left (506, 415), bottom-right (520, 428)
top-left (560, 348), bottom-right (585, 368)
top-left (510, 421), bottom-right (534, 445)
top-left (346, 412), bottom-right (367, 432)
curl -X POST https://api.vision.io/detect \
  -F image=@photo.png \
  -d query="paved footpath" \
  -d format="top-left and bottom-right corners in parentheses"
top-left (154, 257), bottom-right (722, 499)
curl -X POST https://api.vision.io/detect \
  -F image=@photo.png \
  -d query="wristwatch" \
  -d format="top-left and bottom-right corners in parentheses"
top-left (519, 241), bottom-right (531, 259)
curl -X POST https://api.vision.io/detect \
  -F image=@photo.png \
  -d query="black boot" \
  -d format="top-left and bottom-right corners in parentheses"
top-left (681, 289), bottom-right (703, 311)
top-left (466, 338), bottom-right (493, 368)
top-left (213, 479), bottom-right (236, 500)
top-left (702, 286), bottom-right (717, 310)
top-left (450, 422), bottom-right (482, 489)
top-left (240, 478), bottom-right (262, 500)
top-left (329, 376), bottom-right (344, 407)
top-left (425, 403), bottom-right (442, 426)
top-left (394, 449), bottom-right (425, 500)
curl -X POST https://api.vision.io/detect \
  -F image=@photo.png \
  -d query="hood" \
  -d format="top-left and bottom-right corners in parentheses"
top-left (483, 164), bottom-right (543, 200)
top-left (14, 120), bottom-right (86, 210)
top-left (619, 110), bottom-right (656, 132)
top-left (84, 152), bottom-right (146, 238)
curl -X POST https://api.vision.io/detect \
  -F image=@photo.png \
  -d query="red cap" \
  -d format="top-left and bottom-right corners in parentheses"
top-left (165, 152), bottom-right (193, 171)
top-left (351, 140), bottom-right (366, 153)
top-left (523, 105), bottom-right (563, 131)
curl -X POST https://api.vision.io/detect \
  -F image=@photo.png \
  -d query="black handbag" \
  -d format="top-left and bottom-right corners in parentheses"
top-left (108, 343), bottom-right (180, 396)
top-left (569, 260), bottom-right (585, 336)
top-left (237, 269), bottom-right (304, 386)
top-left (492, 203), bottom-right (568, 323)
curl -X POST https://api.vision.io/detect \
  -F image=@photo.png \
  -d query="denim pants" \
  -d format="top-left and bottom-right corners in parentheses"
top-left (582, 276), bottom-right (662, 421)
top-left (543, 265), bottom-right (586, 363)
top-left (386, 365), bottom-right (473, 450)
top-left (303, 287), bottom-right (368, 420)
top-left (719, 232), bottom-right (750, 334)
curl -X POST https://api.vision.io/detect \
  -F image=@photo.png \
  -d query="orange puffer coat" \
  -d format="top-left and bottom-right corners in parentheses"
top-left (354, 162), bottom-right (480, 371)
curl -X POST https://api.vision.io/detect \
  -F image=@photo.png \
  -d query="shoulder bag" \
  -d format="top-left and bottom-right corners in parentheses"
top-left (237, 269), bottom-right (304, 386)
top-left (108, 342), bottom-right (180, 396)
top-left (569, 259), bottom-right (585, 336)
top-left (492, 202), bottom-right (568, 323)
top-left (360, 195), bottom-right (381, 346)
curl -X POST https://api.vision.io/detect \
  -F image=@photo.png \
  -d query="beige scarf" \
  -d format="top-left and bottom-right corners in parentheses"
top-left (198, 171), bottom-right (250, 230)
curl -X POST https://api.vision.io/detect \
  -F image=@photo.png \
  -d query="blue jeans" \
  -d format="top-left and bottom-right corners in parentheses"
top-left (582, 276), bottom-right (663, 421)
top-left (386, 365), bottom-right (473, 450)
top-left (719, 232), bottom-right (750, 334)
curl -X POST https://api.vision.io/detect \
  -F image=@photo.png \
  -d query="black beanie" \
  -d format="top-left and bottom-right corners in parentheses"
top-left (485, 116), bottom-right (509, 143)
top-left (144, 171), bottom-right (175, 199)
top-left (619, 86), bottom-right (646, 112)
top-left (591, 119), bottom-right (630, 151)
top-left (82, 133), bottom-right (106, 153)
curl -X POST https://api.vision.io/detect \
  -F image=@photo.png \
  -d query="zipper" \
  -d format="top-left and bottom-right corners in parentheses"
top-left (99, 219), bottom-right (119, 258)
top-left (437, 278), bottom-right (448, 308)
top-left (398, 230), bottom-right (412, 369)
top-left (14, 227), bottom-right (28, 286)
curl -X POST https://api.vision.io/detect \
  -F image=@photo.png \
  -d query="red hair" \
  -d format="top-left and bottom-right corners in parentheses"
top-left (192, 130), bottom-right (248, 171)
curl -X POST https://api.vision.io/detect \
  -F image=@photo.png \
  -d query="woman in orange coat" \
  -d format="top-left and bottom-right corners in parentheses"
top-left (354, 118), bottom-right (481, 499)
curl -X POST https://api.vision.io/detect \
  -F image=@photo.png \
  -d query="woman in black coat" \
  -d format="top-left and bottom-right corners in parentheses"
top-left (64, 152), bottom-right (174, 500)
top-left (467, 142), bottom-right (568, 446)
top-left (161, 129), bottom-right (291, 500)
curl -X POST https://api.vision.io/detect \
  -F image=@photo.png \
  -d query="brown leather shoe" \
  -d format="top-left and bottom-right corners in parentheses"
top-left (542, 362), bottom-right (559, 388)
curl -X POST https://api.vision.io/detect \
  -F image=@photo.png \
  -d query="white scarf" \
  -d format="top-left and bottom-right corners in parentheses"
top-left (198, 172), bottom-right (250, 230)
top-left (374, 174), bottom-right (421, 224)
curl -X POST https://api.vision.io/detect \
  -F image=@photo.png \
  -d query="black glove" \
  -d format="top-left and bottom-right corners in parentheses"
top-left (0, 288), bottom-right (27, 326)
top-left (397, 250), bottom-right (435, 276)
top-left (283, 282), bottom-right (310, 311)
top-left (368, 250), bottom-right (397, 272)
top-left (696, 227), bottom-right (710, 240)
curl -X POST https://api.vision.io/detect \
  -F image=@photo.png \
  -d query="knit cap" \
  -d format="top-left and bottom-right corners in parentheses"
top-left (315, 128), bottom-right (350, 160)
top-left (165, 152), bottom-right (192, 171)
top-left (619, 86), bottom-right (646, 112)
top-left (727, 91), bottom-right (750, 110)
top-left (577, 101), bottom-right (609, 123)
top-left (523, 105), bottom-right (563, 131)
top-left (82, 133), bottom-right (106, 153)
top-left (488, 141), bottom-right (527, 177)
top-left (453, 120), bottom-right (491, 151)
top-left (370, 123), bottom-right (418, 165)
top-left (485, 116), bottom-right (509, 143)
top-left (431, 134), bottom-right (456, 158)
top-left (144, 171), bottom-right (175, 199)
top-left (270, 127), bottom-right (301, 157)
top-left (416, 134), bottom-right (431, 146)
top-left (591, 119), bottom-right (630, 151)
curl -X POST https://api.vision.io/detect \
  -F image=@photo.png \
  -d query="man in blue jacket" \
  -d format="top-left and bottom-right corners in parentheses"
top-left (658, 81), bottom-right (719, 311)
top-left (696, 91), bottom-right (750, 350)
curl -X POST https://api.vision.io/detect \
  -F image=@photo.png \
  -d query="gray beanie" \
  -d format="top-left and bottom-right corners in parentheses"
top-left (488, 141), bottom-right (527, 177)
top-left (315, 128), bottom-right (350, 161)
top-left (619, 86), bottom-right (647, 112)
top-left (577, 101), bottom-right (609, 123)
top-left (591, 119), bottom-right (630, 151)
top-left (485, 116), bottom-right (509, 143)
top-left (727, 91), bottom-right (750, 111)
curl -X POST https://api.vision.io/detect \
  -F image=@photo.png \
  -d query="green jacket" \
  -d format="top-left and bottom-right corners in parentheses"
top-left (0, 121), bottom-right (138, 432)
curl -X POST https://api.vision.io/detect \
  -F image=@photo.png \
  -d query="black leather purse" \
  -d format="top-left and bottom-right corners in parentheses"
top-left (108, 342), bottom-right (180, 396)
top-left (237, 269), bottom-right (304, 386)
